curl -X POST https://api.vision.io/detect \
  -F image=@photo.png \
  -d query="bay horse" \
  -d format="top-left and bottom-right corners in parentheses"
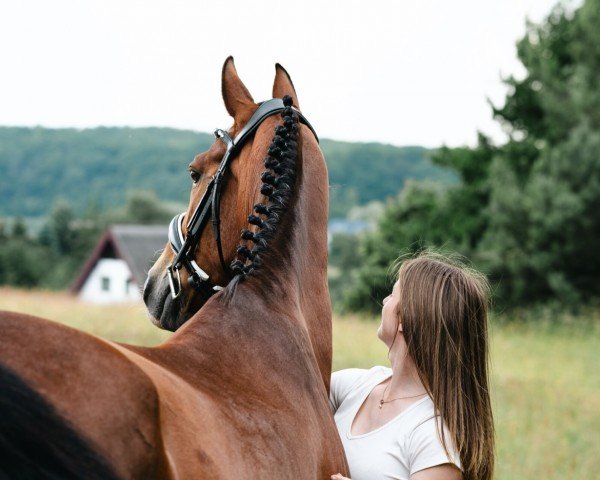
top-left (0, 58), bottom-right (349, 479)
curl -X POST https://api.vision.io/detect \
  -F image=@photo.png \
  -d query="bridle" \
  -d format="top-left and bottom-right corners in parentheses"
top-left (167, 97), bottom-right (318, 299)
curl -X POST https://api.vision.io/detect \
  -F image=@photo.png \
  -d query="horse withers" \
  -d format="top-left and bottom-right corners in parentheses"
top-left (0, 58), bottom-right (349, 479)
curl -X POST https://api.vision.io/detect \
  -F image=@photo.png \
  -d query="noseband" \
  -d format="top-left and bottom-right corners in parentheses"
top-left (167, 97), bottom-right (318, 299)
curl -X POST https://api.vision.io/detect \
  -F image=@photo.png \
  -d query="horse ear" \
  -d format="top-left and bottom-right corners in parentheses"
top-left (273, 63), bottom-right (300, 109)
top-left (222, 56), bottom-right (255, 119)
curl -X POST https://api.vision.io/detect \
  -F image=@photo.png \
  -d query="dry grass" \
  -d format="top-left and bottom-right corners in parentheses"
top-left (0, 287), bottom-right (169, 345)
top-left (0, 288), bottom-right (598, 479)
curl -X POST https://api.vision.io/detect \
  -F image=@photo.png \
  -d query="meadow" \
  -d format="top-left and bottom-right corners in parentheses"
top-left (0, 288), bottom-right (598, 480)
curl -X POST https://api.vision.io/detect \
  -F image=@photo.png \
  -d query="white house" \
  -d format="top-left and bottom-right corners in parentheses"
top-left (71, 225), bottom-right (167, 304)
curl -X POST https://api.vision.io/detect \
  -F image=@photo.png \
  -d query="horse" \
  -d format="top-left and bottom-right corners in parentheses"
top-left (0, 57), bottom-right (349, 479)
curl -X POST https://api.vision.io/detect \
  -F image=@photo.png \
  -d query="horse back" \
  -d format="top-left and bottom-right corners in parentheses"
top-left (0, 311), bottom-right (169, 479)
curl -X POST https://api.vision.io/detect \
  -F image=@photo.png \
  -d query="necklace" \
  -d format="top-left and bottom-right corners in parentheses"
top-left (379, 382), bottom-right (427, 409)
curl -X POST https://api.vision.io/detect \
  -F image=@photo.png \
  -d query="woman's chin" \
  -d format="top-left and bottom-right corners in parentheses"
top-left (377, 325), bottom-right (396, 349)
top-left (376, 324), bottom-right (385, 342)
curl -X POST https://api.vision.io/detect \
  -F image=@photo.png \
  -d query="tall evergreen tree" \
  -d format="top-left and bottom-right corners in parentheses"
top-left (344, 0), bottom-right (600, 311)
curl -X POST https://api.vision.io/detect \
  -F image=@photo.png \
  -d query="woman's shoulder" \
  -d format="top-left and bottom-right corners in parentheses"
top-left (332, 365), bottom-right (390, 389)
top-left (406, 406), bottom-right (462, 474)
top-left (330, 366), bottom-right (391, 412)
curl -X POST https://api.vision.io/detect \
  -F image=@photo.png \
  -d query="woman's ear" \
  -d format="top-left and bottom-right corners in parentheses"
top-left (398, 323), bottom-right (403, 333)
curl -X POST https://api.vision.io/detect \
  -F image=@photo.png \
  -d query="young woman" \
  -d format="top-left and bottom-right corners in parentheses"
top-left (330, 253), bottom-right (495, 480)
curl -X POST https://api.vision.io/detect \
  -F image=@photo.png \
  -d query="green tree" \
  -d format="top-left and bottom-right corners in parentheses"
top-left (119, 190), bottom-right (174, 224)
top-left (11, 217), bottom-right (27, 239)
top-left (431, 134), bottom-right (497, 253)
top-left (479, 0), bottom-right (600, 307)
top-left (481, 123), bottom-right (600, 307)
top-left (344, 0), bottom-right (600, 311)
top-left (48, 200), bottom-right (75, 255)
top-left (343, 181), bottom-right (450, 312)
top-left (0, 219), bottom-right (49, 288)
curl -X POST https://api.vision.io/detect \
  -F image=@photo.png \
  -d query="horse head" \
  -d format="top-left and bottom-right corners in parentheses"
top-left (143, 57), bottom-right (316, 332)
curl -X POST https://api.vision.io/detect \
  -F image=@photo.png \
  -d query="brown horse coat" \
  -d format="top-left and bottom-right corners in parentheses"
top-left (0, 58), bottom-right (349, 479)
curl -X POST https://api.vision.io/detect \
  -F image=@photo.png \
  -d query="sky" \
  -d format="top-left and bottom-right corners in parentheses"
top-left (0, 0), bottom-right (572, 148)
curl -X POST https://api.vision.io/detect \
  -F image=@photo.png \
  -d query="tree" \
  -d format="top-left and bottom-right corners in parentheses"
top-left (47, 200), bottom-right (75, 255)
top-left (11, 217), bottom-right (27, 239)
top-left (0, 219), bottom-right (48, 288)
top-left (343, 0), bottom-right (600, 312)
top-left (120, 190), bottom-right (173, 224)
top-left (343, 181), bottom-right (450, 312)
top-left (479, 0), bottom-right (600, 307)
top-left (481, 123), bottom-right (600, 307)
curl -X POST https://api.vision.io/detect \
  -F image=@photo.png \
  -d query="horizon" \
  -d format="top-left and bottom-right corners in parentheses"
top-left (0, 124), bottom-right (433, 149)
top-left (0, 0), bottom-right (574, 149)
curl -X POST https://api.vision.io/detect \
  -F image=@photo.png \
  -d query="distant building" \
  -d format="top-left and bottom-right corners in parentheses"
top-left (327, 218), bottom-right (373, 246)
top-left (328, 218), bottom-right (371, 236)
top-left (71, 225), bottom-right (167, 304)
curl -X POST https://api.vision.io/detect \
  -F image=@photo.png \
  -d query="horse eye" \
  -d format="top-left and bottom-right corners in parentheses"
top-left (190, 170), bottom-right (201, 184)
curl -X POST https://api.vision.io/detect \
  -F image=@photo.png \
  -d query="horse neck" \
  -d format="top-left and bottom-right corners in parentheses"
top-left (243, 124), bottom-right (332, 389)
top-left (171, 124), bottom-right (332, 392)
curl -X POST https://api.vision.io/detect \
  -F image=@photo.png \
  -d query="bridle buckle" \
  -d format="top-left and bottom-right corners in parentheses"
top-left (167, 266), bottom-right (182, 299)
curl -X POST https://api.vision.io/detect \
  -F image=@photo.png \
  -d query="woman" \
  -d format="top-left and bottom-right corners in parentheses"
top-left (330, 253), bottom-right (495, 480)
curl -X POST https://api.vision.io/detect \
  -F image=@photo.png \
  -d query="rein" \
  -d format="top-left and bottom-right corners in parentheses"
top-left (167, 96), bottom-right (317, 299)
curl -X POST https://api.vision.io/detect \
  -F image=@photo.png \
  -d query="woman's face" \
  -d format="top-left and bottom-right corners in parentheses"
top-left (377, 280), bottom-right (401, 347)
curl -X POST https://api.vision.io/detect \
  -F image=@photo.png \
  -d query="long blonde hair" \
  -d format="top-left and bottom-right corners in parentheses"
top-left (394, 252), bottom-right (495, 480)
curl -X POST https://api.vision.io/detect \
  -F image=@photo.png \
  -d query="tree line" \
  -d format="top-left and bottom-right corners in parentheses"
top-left (0, 192), bottom-right (175, 289)
top-left (331, 0), bottom-right (600, 313)
top-left (0, 127), bottom-right (453, 220)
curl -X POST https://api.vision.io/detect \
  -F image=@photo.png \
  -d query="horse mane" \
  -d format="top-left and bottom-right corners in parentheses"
top-left (222, 95), bottom-right (301, 301)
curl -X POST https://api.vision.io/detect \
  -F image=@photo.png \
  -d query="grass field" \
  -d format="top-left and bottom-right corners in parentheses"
top-left (0, 288), bottom-right (598, 479)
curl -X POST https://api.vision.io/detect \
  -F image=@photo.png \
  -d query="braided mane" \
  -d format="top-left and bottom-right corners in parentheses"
top-left (228, 95), bottom-right (299, 285)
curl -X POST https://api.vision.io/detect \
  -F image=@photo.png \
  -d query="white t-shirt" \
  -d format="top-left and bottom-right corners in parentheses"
top-left (330, 366), bottom-right (461, 480)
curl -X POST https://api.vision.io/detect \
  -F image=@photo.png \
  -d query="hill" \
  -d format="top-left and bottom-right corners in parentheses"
top-left (0, 126), bottom-right (455, 218)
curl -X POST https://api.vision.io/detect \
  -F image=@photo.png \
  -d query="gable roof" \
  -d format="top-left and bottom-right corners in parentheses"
top-left (71, 224), bottom-right (168, 293)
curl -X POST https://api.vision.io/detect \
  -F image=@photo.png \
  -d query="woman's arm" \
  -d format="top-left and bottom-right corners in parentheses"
top-left (411, 463), bottom-right (462, 480)
top-left (331, 462), bottom-right (461, 480)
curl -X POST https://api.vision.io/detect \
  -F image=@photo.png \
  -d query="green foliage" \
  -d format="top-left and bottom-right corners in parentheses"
top-left (11, 217), bottom-right (27, 239)
top-left (494, 1), bottom-right (600, 146)
top-left (343, 181), bottom-right (450, 312)
top-left (0, 236), bottom-right (49, 287)
top-left (482, 123), bottom-right (600, 306)
top-left (110, 190), bottom-right (176, 224)
top-left (328, 233), bottom-right (362, 307)
top-left (44, 200), bottom-right (75, 255)
top-left (322, 141), bottom-right (456, 216)
top-left (0, 190), bottom-right (178, 290)
top-left (0, 127), bottom-right (454, 219)
top-left (478, 0), bottom-right (600, 308)
top-left (344, 0), bottom-right (600, 312)
top-left (340, 134), bottom-right (496, 312)
top-left (0, 127), bottom-right (211, 218)
top-left (431, 135), bottom-right (497, 252)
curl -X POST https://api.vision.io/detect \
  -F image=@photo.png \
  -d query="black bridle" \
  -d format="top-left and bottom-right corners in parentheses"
top-left (167, 97), bottom-right (318, 299)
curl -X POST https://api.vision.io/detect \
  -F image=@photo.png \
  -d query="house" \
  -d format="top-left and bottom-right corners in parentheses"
top-left (71, 225), bottom-right (167, 303)
top-left (327, 218), bottom-right (372, 246)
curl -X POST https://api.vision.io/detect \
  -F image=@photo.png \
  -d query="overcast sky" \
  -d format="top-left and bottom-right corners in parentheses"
top-left (0, 0), bottom-right (572, 147)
